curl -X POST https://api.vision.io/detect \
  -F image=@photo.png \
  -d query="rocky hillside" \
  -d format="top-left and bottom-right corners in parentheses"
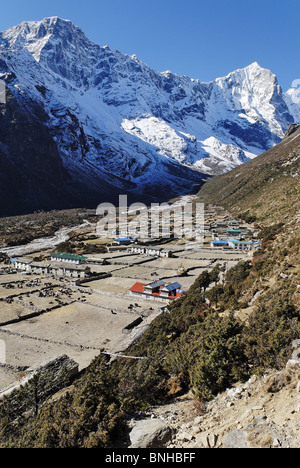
top-left (196, 123), bottom-right (300, 223)
top-left (129, 351), bottom-right (300, 449)
top-left (126, 131), bottom-right (300, 449)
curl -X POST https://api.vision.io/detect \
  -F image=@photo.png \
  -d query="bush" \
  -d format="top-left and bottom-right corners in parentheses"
top-left (244, 295), bottom-right (300, 373)
top-left (0, 354), bottom-right (125, 448)
top-left (189, 312), bottom-right (249, 400)
top-left (258, 223), bottom-right (284, 244)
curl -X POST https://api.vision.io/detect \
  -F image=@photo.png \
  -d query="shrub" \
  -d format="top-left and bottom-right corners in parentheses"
top-left (189, 312), bottom-right (249, 400)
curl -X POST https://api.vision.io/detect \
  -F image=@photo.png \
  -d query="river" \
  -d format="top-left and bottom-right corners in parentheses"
top-left (0, 221), bottom-right (92, 258)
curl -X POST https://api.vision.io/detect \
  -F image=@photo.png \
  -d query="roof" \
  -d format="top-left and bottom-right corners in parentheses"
top-left (228, 238), bottom-right (253, 245)
top-left (113, 237), bottom-right (135, 242)
top-left (51, 252), bottom-right (87, 261)
top-left (15, 258), bottom-right (33, 264)
top-left (212, 240), bottom-right (228, 244)
top-left (129, 282), bottom-right (147, 293)
top-left (30, 262), bottom-right (51, 268)
top-left (49, 262), bottom-right (90, 271)
top-left (147, 280), bottom-right (165, 288)
top-left (161, 282), bottom-right (182, 291)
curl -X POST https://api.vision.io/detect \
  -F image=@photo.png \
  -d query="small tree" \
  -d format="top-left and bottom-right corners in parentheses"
top-left (209, 286), bottom-right (224, 308)
top-left (209, 263), bottom-right (222, 285)
top-left (197, 270), bottom-right (211, 293)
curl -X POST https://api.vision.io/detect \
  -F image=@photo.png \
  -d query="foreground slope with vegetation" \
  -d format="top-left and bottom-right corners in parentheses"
top-left (0, 126), bottom-right (299, 448)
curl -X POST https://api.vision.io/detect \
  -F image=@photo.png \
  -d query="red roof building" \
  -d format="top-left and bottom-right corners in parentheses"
top-left (129, 281), bottom-right (184, 302)
top-left (129, 282), bottom-right (148, 294)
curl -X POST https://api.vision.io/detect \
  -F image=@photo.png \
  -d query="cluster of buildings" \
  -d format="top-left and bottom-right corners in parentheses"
top-left (129, 280), bottom-right (185, 303)
top-left (11, 253), bottom-right (91, 280)
top-left (9, 207), bottom-right (259, 308)
top-left (210, 238), bottom-right (262, 251)
top-left (207, 215), bottom-right (261, 251)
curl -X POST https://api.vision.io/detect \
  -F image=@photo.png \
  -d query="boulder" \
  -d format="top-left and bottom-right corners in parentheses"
top-left (129, 419), bottom-right (174, 448)
top-left (223, 429), bottom-right (248, 448)
top-left (286, 340), bottom-right (300, 368)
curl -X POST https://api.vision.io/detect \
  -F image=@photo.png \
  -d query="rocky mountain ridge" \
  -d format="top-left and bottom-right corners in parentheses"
top-left (0, 16), bottom-right (299, 215)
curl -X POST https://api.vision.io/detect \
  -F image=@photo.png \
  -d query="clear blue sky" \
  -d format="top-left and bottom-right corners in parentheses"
top-left (0, 0), bottom-right (299, 91)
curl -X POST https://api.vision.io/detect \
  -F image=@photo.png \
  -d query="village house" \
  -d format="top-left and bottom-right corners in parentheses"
top-left (129, 280), bottom-right (184, 302)
top-left (160, 282), bottom-right (183, 299)
top-left (128, 246), bottom-right (146, 255)
top-left (128, 246), bottom-right (172, 258)
top-left (12, 258), bottom-right (33, 272)
top-left (113, 237), bottom-right (136, 245)
top-left (145, 247), bottom-right (162, 257)
top-left (30, 262), bottom-right (51, 275)
top-left (50, 253), bottom-right (87, 264)
top-left (227, 221), bottom-right (240, 229)
top-left (227, 238), bottom-right (262, 251)
top-left (227, 229), bottom-right (242, 237)
top-left (51, 263), bottom-right (91, 279)
top-left (196, 223), bottom-right (211, 233)
top-left (12, 257), bottom-right (90, 280)
top-left (210, 240), bottom-right (229, 248)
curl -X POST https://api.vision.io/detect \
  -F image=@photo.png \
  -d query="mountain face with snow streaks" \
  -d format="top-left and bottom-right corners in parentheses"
top-left (0, 17), bottom-right (299, 215)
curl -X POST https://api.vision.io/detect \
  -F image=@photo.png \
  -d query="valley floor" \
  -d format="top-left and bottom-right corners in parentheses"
top-left (0, 203), bottom-right (252, 394)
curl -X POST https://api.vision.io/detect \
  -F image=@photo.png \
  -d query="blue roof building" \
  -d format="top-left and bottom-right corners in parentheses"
top-left (113, 237), bottom-right (136, 244)
top-left (211, 240), bottom-right (229, 248)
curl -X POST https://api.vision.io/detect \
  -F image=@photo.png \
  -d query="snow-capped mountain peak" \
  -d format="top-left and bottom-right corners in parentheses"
top-left (0, 17), bottom-right (299, 215)
top-left (2, 17), bottom-right (64, 58)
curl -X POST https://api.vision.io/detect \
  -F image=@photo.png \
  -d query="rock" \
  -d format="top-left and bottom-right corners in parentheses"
top-left (286, 360), bottom-right (300, 368)
top-left (181, 422), bottom-right (192, 430)
top-left (287, 341), bottom-right (300, 368)
top-left (193, 416), bottom-right (203, 425)
top-left (226, 385), bottom-right (245, 400)
top-left (192, 425), bottom-right (202, 435)
top-left (284, 123), bottom-right (300, 138)
top-left (224, 430), bottom-right (248, 448)
top-left (207, 433), bottom-right (218, 448)
top-left (291, 347), bottom-right (300, 362)
top-left (272, 438), bottom-right (281, 447)
top-left (265, 373), bottom-right (290, 393)
top-left (280, 273), bottom-right (289, 279)
top-left (177, 431), bottom-right (193, 442)
top-left (129, 419), bottom-right (174, 448)
top-left (224, 415), bottom-right (299, 449)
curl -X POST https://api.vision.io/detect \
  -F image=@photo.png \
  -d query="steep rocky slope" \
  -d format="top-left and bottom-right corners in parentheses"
top-left (196, 123), bottom-right (300, 223)
top-left (142, 359), bottom-right (300, 449)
